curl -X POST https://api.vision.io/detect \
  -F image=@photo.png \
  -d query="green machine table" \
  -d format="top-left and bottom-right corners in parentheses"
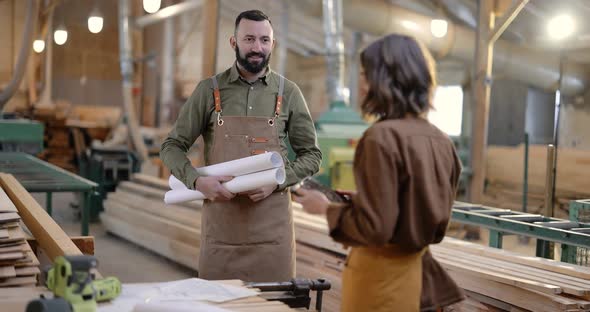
top-left (453, 201), bottom-right (590, 263)
top-left (0, 152), bottom-right (98, 235)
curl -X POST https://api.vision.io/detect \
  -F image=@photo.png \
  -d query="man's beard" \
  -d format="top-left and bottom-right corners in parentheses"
top-left (235, 45), bottom-right (271, 74)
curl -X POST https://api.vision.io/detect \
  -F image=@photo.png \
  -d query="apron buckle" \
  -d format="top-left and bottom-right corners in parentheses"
top-left (217, 112), bottom-right (224, 126)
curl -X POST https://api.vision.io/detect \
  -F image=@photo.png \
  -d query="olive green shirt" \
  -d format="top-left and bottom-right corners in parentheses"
top-left (160, 64), bottom-right (322, 190)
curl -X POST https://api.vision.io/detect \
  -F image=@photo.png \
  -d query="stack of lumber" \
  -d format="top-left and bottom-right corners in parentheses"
top-left (484, 145), bottom-right (590, 216)
top-left (101, 174), bottom-right (202, 271)
top-left (34, 101), bottom-right (76, 171)
top-left (291, 204), bottom-right (590, 312)
top-left (0, 183), bottom-right (40, 288)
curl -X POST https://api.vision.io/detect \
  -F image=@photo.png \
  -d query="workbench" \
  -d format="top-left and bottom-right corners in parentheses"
top-left (0, 152), bottom-right (97, 235)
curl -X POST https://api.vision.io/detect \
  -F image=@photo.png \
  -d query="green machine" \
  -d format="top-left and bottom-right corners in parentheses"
top-left (27, 255), bottom-right (121, 312)
top-left (314, 101), bottom-right (368, 189)
top-left (562, 199), bottom-right (590, 266)
top-left (78, 145), bottom-right (140, 221)
top-left (0, 116), bottom-right (44, 154)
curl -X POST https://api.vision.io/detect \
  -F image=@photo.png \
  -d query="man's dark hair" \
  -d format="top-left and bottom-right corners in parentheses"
top-left (234, 10), bottom-right (272, 33)
top-left (360, 34), bottom-right (436, 120)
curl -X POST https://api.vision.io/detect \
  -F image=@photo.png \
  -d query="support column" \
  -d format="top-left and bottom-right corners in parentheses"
top-left (201, 0), bottom-right (219, 79)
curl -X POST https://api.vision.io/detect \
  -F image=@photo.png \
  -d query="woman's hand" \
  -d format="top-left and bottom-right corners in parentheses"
top-left (292, 188), bottom-right (330, 215)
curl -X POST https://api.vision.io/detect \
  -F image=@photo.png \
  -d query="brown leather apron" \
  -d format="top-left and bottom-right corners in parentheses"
top-left (197, 75), bottom-right (295, 282)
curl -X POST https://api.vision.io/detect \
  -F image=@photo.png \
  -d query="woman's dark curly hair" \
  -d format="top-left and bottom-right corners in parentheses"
top-left (360, 34), bottom-right (436, 120)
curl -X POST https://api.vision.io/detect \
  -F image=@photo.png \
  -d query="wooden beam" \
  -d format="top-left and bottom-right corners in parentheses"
top-left (469, 0), bottom-right (495, 204)
top-left (0, 173), bottom-right (82, 260)
top-left (27, 236), bottom-right (95, 255)
top-left (490, 0), bottom-right (528, 44)
top-left (201, 0), bottom-right (219, 79)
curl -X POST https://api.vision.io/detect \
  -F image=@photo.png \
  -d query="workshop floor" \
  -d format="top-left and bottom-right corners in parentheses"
top-left (31, 192), bottom-right (196, 283)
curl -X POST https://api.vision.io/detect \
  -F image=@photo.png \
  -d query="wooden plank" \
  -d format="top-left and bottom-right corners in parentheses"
top-left (0, 252), bottom-right (25, 262)
top-left (107, 191), bottom-right (200, 228)
top-left (0, 266), bottom-right (16, 279)
top-left (433, 247), bottom-right (590, 297)
top-left (117, 181), bottom-right (203, 210)
top-left (441, 237), bottom-right (590, 280)
top-left (103, 200), bottom-right (200, 246)
top-left (28, 236), bottom-right (95, 256)
top-left (433, 245), bottom-right (590, 290)
top-left (0, 173), bottom-right (82, 260)
top-left (449, 270), bottom-right (577, 312)
top-left (0, 243), bottom-right (26, 254)
top-left (132, 173), bottom-right (170, 190)
top-left (0, 226), bottom-right (25, 244)
top-left (0, 187), bottom-right (18, 213)
top-left (0, 229), bottom-right (8, 239)
top-left (0, 212), bottom-right (20, 223)
top-left (15, 266), bottom-right (40, 277)
top-left (0, 222), bottom-right (19, 229)
top-left (441, 260), bottom-right (562, 294)
top-left (101, 213), bottom-right (199, 271)
top-left (0, 276), bottom-right (37, 287)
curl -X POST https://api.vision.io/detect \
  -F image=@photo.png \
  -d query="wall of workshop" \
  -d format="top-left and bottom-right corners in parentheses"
top-left (558, 96), bottom-right (590, 150)
top-left (52, 0), bottom-right (123, 107)
top-left (525, 86), bottom-right (555, 145)
top-left (0, 0), bottom-right (27, 111)
top-left (488, 79), bottom-right (528, 146)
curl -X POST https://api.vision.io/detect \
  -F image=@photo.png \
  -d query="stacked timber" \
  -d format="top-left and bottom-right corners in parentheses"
top-left (0, 183), bottom-right (40, 287)
top-left (291, 204), bottom-right (590, 312)
top-left (484, 145), bottom-right (590, 217)
top-left (101, 174), bottom-right (202, 271)
top-left (34, 101), bottom-right (76, 171)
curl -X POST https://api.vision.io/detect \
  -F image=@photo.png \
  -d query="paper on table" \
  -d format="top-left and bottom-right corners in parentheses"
top-left (132, 302), bottom-right (230, 312)
top-left (168, 152), bottom-right (284, 190)
top-left (164, 168), bottom-right (285, 204)
top-left (99, 278), bottom-right (259, 312)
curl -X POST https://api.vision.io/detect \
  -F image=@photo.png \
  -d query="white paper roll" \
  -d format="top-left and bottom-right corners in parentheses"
top-left (164, 168), bottom-right (286, 204)
top-left (168, 152), bottom-right (284, 190)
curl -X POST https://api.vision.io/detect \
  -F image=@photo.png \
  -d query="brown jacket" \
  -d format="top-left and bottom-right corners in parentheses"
top-left (326, 117), bottom-right (464, 309)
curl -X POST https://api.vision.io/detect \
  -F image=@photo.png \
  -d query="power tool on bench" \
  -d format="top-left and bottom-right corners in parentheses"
top-left (246, 278), bottom-right (331, 311)
top-left (26, 255), bottom-right (121, 312)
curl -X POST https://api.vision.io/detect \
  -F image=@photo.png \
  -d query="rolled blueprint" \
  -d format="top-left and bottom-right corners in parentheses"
top-left (168, 151), bottom-right (284, 190)
top-left (164, 167), bottom-right (286, 204)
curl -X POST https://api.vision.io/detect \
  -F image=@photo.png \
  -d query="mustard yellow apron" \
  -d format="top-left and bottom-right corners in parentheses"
top-left (342, 245), bottom-right (426, 312)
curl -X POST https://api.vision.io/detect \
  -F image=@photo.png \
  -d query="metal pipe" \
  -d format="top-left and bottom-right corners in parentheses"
top-left (0, 0), bottom-right (38, 108)
top-left (39, 2), bottom-right (53, 106)
top-left (294, 0), bottom-right (588, 95)
top-left (347, 31), bottom-right (361, 109)
top-left (544, 144), bottom-right (556, 218)
top-left (118, 0), bottom-right (148, 162)
top-left (276, 0), bottom-right (289, 76)
top-left (135, 0), bottom-right (204, 28)
top-left (160, 18), bottom-right (175, 127)
top-left (322, 0), bottom-right (347, 105)
top-left (522, 132), bottom-right (529, 213)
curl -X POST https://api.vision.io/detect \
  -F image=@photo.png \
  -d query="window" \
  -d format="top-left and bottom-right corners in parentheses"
top-left (428, 86), bottom-right (463, 136)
